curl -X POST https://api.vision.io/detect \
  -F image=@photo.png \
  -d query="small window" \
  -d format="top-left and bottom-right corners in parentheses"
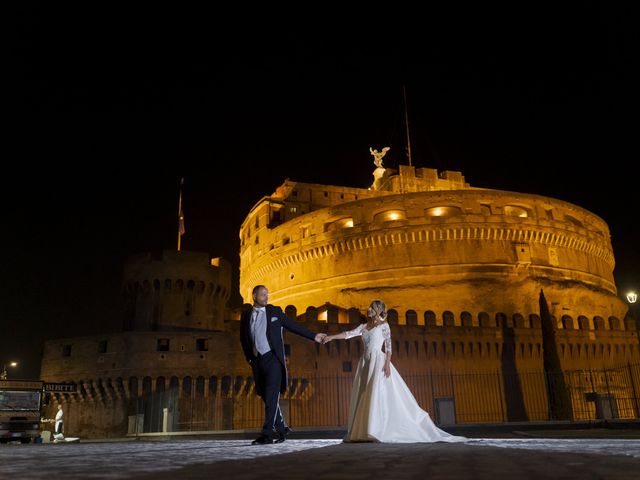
top-left (290, 206), bottom-right (297, 213)
top-left (324, 191), bottom-right (328, 197)
top-left (342, 361), bottom-right (352, 373)
top-left (425, 206), bottom-right (462, 217)
top-left (504, 205), bottom-right (529, 218)
top-left (98, 340), bottom-right (108, 354)
top-left (196, 339), bottom-right (209, 351)
top-left (255, 217), bottom-right (259, 229)
top-left (62, 345), bottom-right (72, 357)
top-left (565, 214), bottom-right (583, 228)
top-left (157, 338), bottom-right (170, 352)
top-left (373, 210), bottom-right (406, 222)
top-left (328, 217), bottom-right (354, 230)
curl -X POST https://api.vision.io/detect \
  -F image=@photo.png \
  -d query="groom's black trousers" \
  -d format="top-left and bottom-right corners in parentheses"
top-left (256, 351), bottom-right (285, 437)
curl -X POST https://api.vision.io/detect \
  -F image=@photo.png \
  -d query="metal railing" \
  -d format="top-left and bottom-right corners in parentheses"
top-left (134, 363), bottom-right (640, 433)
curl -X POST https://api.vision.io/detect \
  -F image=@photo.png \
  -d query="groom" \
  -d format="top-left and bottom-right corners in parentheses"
top-left (240, 285), bottom-right (326, 445)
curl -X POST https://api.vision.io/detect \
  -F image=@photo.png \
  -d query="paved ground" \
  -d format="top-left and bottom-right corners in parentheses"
top-left (2, 431), bottom-right (640, 479)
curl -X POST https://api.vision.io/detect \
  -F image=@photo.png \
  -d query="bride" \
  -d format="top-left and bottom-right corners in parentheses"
top-left (323, 299), bottom-right (465, 443)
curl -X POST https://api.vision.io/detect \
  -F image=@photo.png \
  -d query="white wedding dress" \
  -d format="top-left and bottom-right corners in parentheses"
top-left (344, 322), bottom-right (466, 443)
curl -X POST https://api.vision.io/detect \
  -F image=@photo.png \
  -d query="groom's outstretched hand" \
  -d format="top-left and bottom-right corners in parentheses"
top-left (314, 333), bottom-right (327, 343)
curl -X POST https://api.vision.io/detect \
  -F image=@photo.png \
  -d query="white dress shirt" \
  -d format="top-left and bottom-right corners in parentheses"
top-left (251, 306), bottom-right (271, 356)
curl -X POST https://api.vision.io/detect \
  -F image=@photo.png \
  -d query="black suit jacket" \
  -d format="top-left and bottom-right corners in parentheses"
top-left (240, 304), bottom-right (317, 396)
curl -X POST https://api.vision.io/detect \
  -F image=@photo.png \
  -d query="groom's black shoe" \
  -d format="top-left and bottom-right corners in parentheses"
top-left (275, 426), bottom-right (293, 444)
top-left (251, 435), bottom-right (273, 445)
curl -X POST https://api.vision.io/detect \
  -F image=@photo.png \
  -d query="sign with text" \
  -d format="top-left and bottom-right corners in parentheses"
top-left (44, 382), bottom-right (77, 393)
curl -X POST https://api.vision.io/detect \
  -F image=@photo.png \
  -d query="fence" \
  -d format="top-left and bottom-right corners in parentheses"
top-left (133, 363), bottom-right (640, 433)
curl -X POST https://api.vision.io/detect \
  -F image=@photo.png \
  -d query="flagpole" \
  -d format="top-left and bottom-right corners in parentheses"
top-left (177, 177), bottom-right (184, 252)
top-left (403, 84), bottom-right (413, 167)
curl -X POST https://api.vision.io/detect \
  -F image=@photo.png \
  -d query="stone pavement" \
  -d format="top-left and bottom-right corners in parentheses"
top-left (1, 433), bottom-right (639, 479)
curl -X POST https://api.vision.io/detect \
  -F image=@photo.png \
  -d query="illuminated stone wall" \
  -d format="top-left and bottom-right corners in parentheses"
top-left (39, 311), bottom-right (640, 437)
top-left (122, 250), bottom-right (231, 332)
top-left (240, 166), bottom-right (626, 328)
top-left (38, 166), bottom-right (638, 438)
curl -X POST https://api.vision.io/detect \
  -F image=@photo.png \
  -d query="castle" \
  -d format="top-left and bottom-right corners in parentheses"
top-left (40, 161), bottom-right (639, 438)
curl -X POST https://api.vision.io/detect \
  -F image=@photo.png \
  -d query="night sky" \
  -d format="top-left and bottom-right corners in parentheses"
top-left (4, 4), bottom-right (638, 379)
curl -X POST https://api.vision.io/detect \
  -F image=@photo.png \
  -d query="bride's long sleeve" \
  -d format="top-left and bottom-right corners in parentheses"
top-left (381, 323), bottom-right (392, 354)
top-left (344, 323), bottom-right (365, 339)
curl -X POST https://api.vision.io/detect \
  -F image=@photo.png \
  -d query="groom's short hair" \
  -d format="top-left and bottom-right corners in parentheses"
top-left (252, 285), bottom-right (267, 296)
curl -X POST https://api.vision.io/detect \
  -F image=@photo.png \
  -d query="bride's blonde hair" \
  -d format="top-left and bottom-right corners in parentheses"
top-left (369, 299), bottom-right (387, 320)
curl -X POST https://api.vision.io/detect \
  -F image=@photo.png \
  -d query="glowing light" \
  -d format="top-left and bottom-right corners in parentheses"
top-left (344, 220), bottom-right (354, 228)
top-left (627, 292), bottom-right (637, 304)
top-left (431, 208), bottom-right (443, 217)
top-left (388, 212), bottom-right (400, 220)
top-left (318, 311), bottom-right (328, 321)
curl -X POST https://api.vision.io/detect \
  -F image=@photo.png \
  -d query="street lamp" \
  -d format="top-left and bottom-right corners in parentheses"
top-left (1, 361), bottom-right (18, 380)
top-left (626, 291), bottom-right (638, 345)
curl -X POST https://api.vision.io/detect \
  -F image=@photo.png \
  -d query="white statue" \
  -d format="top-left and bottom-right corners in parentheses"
top-left (370, 146), bottom-right (390, 190)
top-left (370, 146), bottom-right (390, 168)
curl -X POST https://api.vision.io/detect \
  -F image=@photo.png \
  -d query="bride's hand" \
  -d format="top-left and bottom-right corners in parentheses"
top-left (323, 335), bottom-right (333, 344)
top-left (383, 363), bottom-right (391, 378)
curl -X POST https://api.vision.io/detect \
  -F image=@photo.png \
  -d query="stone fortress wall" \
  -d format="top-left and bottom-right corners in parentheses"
top-left (240, 165), bottom-right (625, 325)
top-left (39, 164), bottom-right (638, 438)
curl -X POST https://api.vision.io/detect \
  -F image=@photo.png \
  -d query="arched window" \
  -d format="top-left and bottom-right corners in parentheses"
top-left (460, 311), bottom-right (473, 327)
top-left (142, 376), bottom-right (152, 395)
top-left (169, 376), bottom-right (179, 392)
top-left (405, 310), bottom-right (418, 326)
top-left (608, 317), bottom-right (621, 330)
top-left (285, 305), bottom-right (297, 321)
top-left (529, 314), bottom-right (541, 328)
top-left (221, 376), bottom-right (232, 396)
top-left (348, 307), bottom-right (363, 324)
top-left (562, 315), bottom-right (574, 330)
top-left (504, 205), bottom-right (529, 218)
top-left (128, 377), bottom-right (138, 397)
top-left (387, 309), bottom-right (399, 324)
top-left (424, 206), bottom-right (462, 217)
top-left (327, 217), bottom-right (354, 231)
top-left (478, 312), bottom-right (492, 327)
top-left (578, 316), bottom-right (590, 330)
top-left (208, 376), bottom-right (217, 396)
top-left (373, 210), bottom-right (406, 222)
top-left (593, 316), bottom-right (605, 330)
top-left (443, 311), bottom-right (455, 327)
top-left (565, 214), bottom-right (584, 228)
top-left (182, 376), bottom-right (192, 396)
top-left (424, 311), bottom-right (437, 327)
top-left (305, 306), bottom-right (318, 322)
top-left (513, 313), bottom-right (526, 328)
top-left (196, 376), bottom-right (205, 395)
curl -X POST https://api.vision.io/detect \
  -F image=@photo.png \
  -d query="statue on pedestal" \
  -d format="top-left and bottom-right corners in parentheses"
top-left (370, 146), bottom-right (390, 190)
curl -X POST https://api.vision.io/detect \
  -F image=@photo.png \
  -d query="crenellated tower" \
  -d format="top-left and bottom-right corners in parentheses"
top-left (123, 250), bottom-right (231, 332)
